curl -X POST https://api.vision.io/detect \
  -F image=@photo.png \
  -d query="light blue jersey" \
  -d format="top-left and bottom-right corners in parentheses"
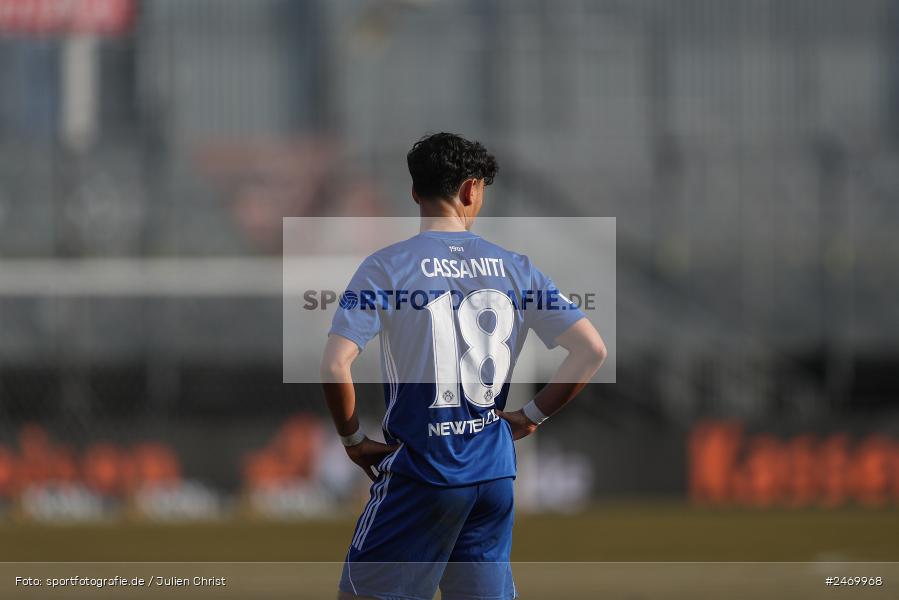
top-left (329, 229), bottom-right (585, 486)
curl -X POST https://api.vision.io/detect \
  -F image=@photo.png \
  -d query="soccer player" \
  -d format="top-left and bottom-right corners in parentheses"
top-left (320, 133), bottom-right (606, 600)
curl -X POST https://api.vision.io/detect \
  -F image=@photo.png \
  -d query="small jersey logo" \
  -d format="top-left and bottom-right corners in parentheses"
top-left (443, 390), bottom-right (455, 403)
top-left (448, 245), bottom-right (464, 253)
top-left (339, 290), bottom-right (358, 309)
top-left (484, 389), bottom-right (494, 402)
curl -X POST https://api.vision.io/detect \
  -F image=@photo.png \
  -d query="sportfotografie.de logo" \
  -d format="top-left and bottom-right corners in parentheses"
top-left (302, 289), bottom-right (597, 312)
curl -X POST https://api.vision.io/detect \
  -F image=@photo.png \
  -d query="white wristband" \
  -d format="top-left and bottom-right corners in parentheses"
top-left (340, 429), bottom-right (366, 447)
top-left (522, 400), bottom-right (549, 426)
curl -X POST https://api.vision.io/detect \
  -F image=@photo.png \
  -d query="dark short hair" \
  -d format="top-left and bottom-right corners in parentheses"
top-left (406, 132), bottom-right (498, 200)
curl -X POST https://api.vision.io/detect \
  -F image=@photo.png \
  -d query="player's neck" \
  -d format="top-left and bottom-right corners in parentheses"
top-left (419, 217), bottom-right (468, 233)
top-left (419, 215), bottom-right (471, 233)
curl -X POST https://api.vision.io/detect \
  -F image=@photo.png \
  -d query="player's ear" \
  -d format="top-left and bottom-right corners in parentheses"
top-left (411, 186), bottom-right (421, 206)
top-left (458, 179), bottom-right (475, 206)
top-left (473, 178), bottom-right (485, 201)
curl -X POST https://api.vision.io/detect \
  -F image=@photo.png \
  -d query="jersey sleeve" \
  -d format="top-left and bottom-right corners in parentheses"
top-left (328, 255), bottom-right (388, 351)
top-left (526, 263), bottom-right (587, 349)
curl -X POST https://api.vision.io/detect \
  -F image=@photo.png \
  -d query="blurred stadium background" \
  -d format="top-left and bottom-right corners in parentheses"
top-left (0, 0), bottom-right (898, 566)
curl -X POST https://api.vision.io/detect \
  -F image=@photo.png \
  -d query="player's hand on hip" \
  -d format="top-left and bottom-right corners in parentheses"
top-left (344, 438), bottom-right (399, 481)
top-left (495, 409), bottom-right (539, 441)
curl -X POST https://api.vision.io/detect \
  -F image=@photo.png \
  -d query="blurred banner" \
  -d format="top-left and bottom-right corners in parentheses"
top-left (690, 421), bottom-right (899, 508)
top-left (0, 0), bottom-right (134, 35)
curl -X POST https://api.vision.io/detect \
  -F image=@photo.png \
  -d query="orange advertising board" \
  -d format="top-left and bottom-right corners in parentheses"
top-left (689, 420), bottom-right (899, 507)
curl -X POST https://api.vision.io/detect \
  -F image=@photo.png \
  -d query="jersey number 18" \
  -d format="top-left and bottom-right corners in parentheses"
top-left (426, 289), bottom-right (513, 409)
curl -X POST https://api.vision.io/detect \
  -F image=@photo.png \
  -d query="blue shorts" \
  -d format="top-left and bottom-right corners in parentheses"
top-left (340, 473), bottom-right (516, 600)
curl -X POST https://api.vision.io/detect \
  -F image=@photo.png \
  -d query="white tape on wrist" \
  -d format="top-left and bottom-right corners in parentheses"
top-left (340, 429), bottom-right (366, 447)
top-left (522, 400), bottom-right (549, 426)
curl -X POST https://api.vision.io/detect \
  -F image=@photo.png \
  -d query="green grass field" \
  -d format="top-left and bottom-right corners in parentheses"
top-left (1, 503), bottom-right (897, 562)
top-left (1, 504), bottom-right (897, 599)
